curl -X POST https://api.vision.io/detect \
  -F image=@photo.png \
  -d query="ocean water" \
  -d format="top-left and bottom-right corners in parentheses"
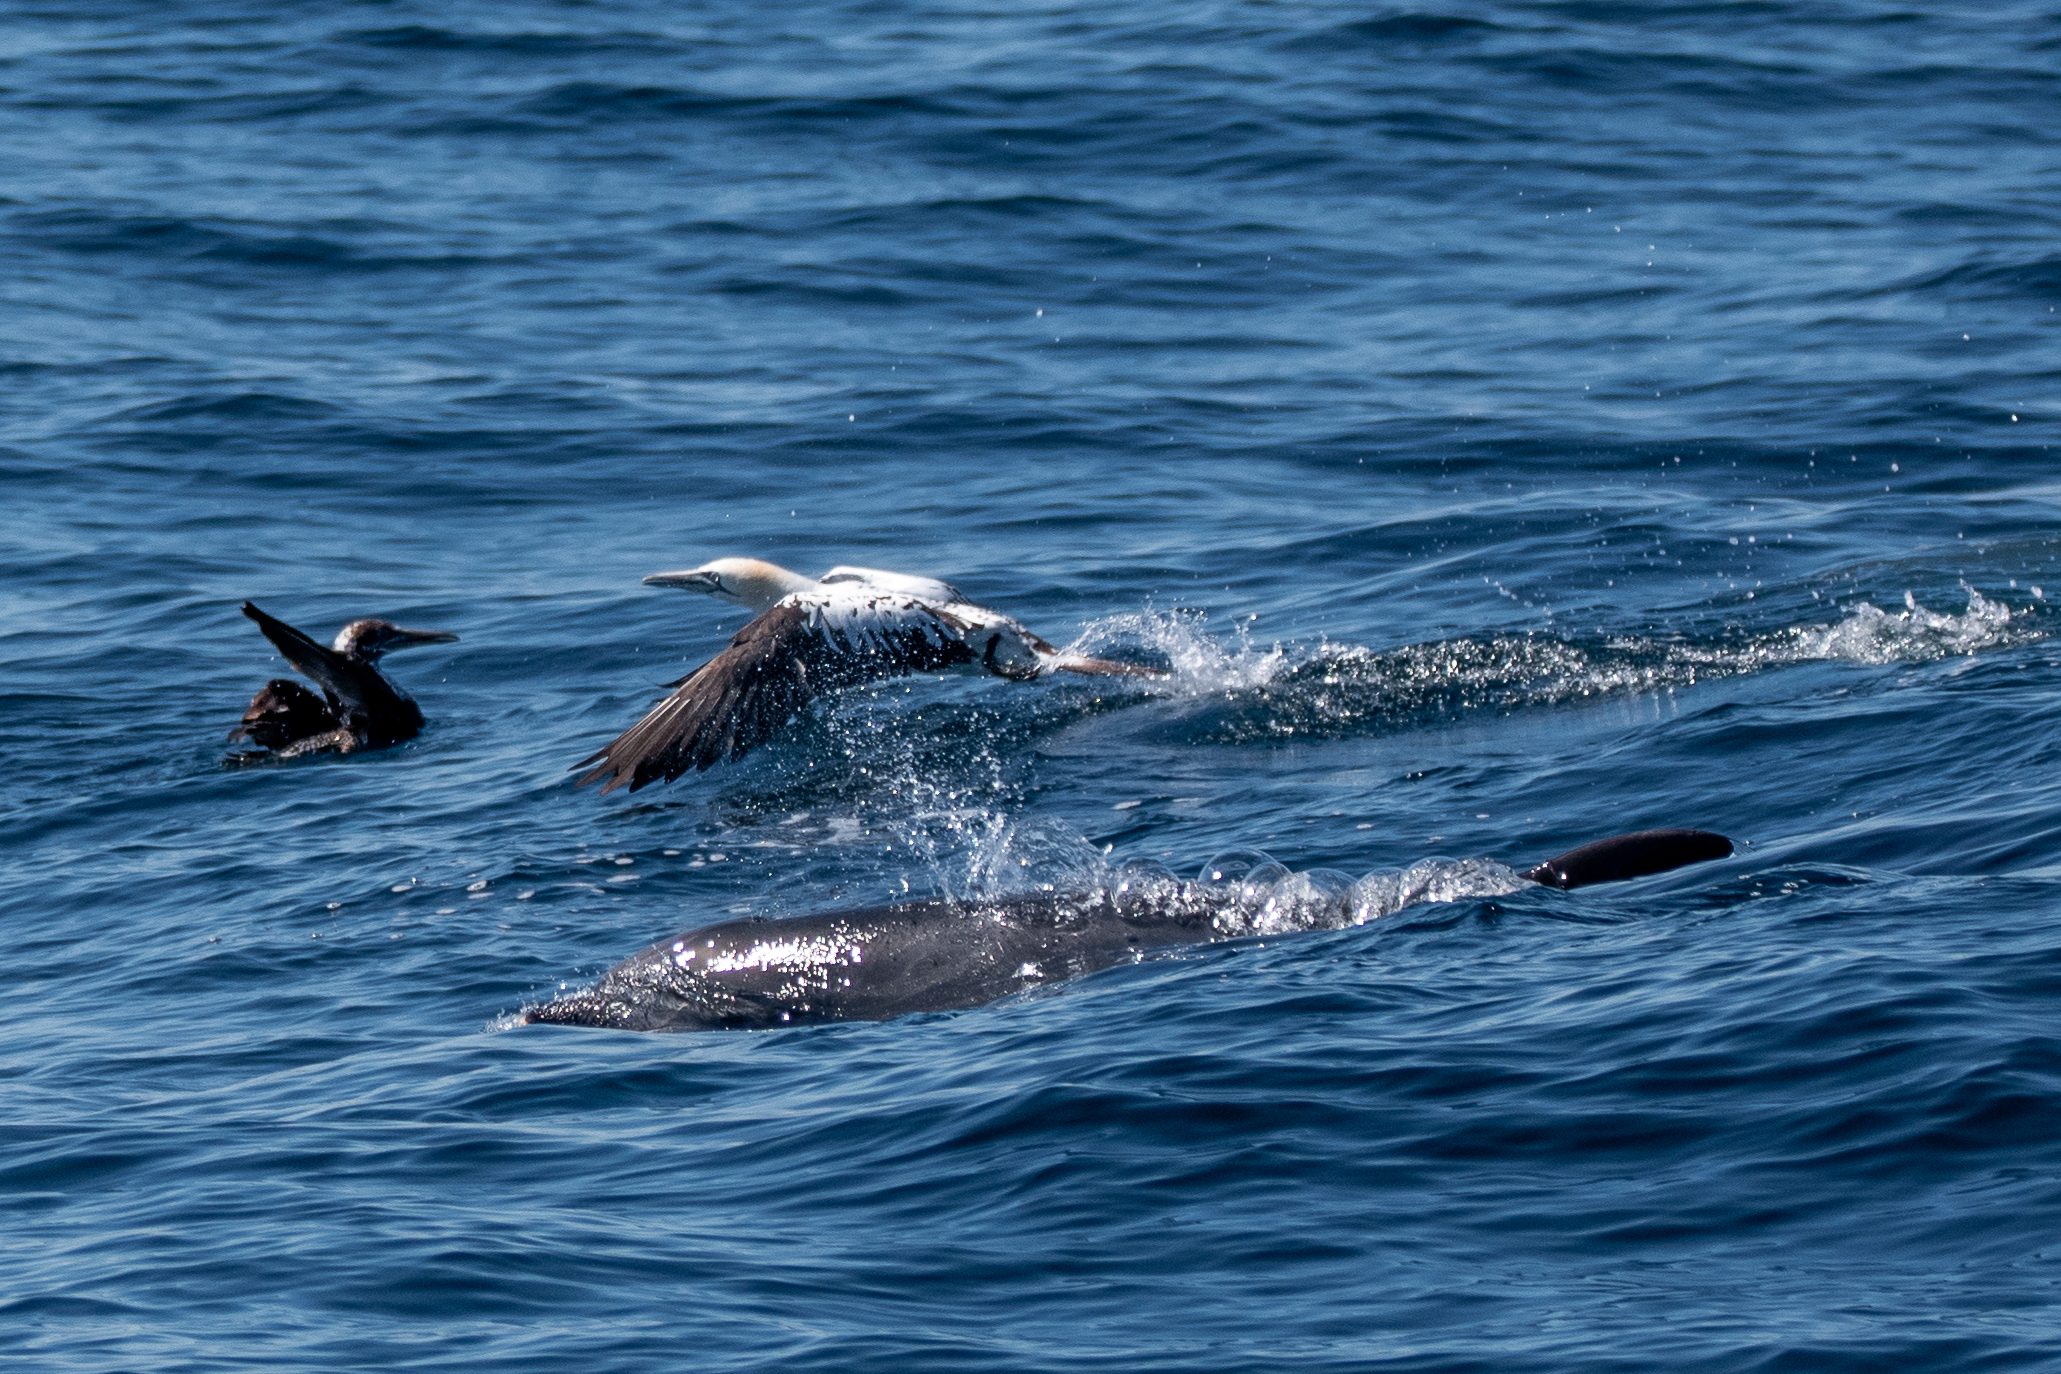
top-left (6, 0), bottom-right (2061, 1367)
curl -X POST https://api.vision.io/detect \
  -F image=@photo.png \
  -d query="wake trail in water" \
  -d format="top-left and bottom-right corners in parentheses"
top-left (1070, 587), bottom-right (2040, 744)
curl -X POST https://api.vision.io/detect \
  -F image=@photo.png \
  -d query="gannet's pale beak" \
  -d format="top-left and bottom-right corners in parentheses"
top-left (642, 569), bottom-right (722, 594)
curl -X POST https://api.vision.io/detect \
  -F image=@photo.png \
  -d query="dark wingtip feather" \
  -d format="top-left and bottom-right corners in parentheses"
top-left (574, 604), bottom-right (825, 797)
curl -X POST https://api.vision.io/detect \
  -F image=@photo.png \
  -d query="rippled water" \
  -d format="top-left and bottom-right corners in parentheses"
top-left (7, 1), bottom-right (2061, 1369)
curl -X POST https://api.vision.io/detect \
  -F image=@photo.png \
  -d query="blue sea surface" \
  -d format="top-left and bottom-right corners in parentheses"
top-left (6, 0), bottom-right (2061, 1368)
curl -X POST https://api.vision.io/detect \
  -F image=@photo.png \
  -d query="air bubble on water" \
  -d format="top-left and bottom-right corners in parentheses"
top-left (1351, 870), bottom-right (1405, 923)
top-left (1197, 848), bottom-right (1280, 888)
top-left (1197, 848), bottom-right (1289, 932)
top-left (1254, 869), bottom-right (1354, 934)
top-left (1112, 858), bottom-right (1179, 918)
top-left (1350, 857), bottom-right (1528, 922)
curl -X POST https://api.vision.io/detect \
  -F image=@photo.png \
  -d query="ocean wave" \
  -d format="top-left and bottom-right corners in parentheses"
top-left (10, 209), bottom-right (497, 275)
top-left (1895, 251), bottom-right (2061, 302)
top-left (341, 25), bottom-right (676, 57)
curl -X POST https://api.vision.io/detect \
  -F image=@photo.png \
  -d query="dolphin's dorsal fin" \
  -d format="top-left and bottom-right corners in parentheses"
top-left (1522, 829), bottom-right (1733, 889)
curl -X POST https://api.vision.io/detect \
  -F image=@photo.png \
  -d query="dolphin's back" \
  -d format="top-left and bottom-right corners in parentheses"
top-left (526, 890), bottom-right (1200, 1031)
top-left (526, 828), bottom-right (1734, 1032)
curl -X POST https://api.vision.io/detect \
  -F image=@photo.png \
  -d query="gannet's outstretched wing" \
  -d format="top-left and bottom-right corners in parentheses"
top-left (240, 601), bottom-right (390, 723)
top-left (574, 591), bottom-right (980, 794)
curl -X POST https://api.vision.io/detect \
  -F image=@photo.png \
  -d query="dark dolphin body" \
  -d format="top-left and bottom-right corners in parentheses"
top-left (526, 828), bottom-right (1732, 1032)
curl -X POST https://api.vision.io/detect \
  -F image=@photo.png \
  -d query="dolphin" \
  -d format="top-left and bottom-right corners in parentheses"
top-left (524, 828), bottom-right (1732, 1032)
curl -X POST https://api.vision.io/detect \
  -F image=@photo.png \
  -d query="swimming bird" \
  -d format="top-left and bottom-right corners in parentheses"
top-left (575, 558), bottom-right (1154, 794)
top-left (228, 601), bottom-right (457, 760)
top-left (525, 828), bottom-right (1735, 1031)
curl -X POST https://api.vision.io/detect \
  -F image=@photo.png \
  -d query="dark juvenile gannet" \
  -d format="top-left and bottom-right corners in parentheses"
top-left (228, 601), bottom-right (457, 760)
top-left (575, 558), bottom-right (1155, 794)
top-left (525, 828), bottom-right (1735, 1031)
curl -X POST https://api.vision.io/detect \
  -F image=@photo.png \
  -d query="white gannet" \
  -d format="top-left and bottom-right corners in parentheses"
top-left (575, 558), bottom-right (1154, 793)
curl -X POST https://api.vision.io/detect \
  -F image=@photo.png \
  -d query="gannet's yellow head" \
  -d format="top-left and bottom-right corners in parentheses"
top-left (641, 558), bottom-right (817, 613)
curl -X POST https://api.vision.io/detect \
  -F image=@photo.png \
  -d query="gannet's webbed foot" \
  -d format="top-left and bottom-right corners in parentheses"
top-left (273, 728), bottom-right (360, 760)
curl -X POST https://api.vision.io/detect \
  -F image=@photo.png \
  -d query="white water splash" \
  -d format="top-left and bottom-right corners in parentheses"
top-left (1192, 847), bottom-right (1528, 937)
top-left (954, 812), bottom-right (1109, 899)
top-left (1347, 857), bottom-right (1530, 925)
top-left (1770, 585), bottom-right (2024, 665)
top-left (1092, 586), bottom-right (2035, 696)
top-left (1068, 608), bottom-right (1289, 693)
top-left (816, 588), bottom-right (2035, 917)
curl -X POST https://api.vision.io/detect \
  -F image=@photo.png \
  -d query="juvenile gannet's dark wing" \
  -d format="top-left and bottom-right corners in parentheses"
top-left (575, 593), bottom-right (979, 794)
top-left (241, 602), bottom-right (381, 716)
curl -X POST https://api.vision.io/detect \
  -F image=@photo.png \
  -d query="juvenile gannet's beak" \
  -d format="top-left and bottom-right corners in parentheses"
top-left (389, 627), bottom-right (460, 648)
top-left (642, 569), bottom-right (723, 594)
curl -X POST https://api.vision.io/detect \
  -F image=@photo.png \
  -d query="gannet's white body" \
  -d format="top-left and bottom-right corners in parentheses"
top-left (576, 558), bottom-right (1150, 793)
